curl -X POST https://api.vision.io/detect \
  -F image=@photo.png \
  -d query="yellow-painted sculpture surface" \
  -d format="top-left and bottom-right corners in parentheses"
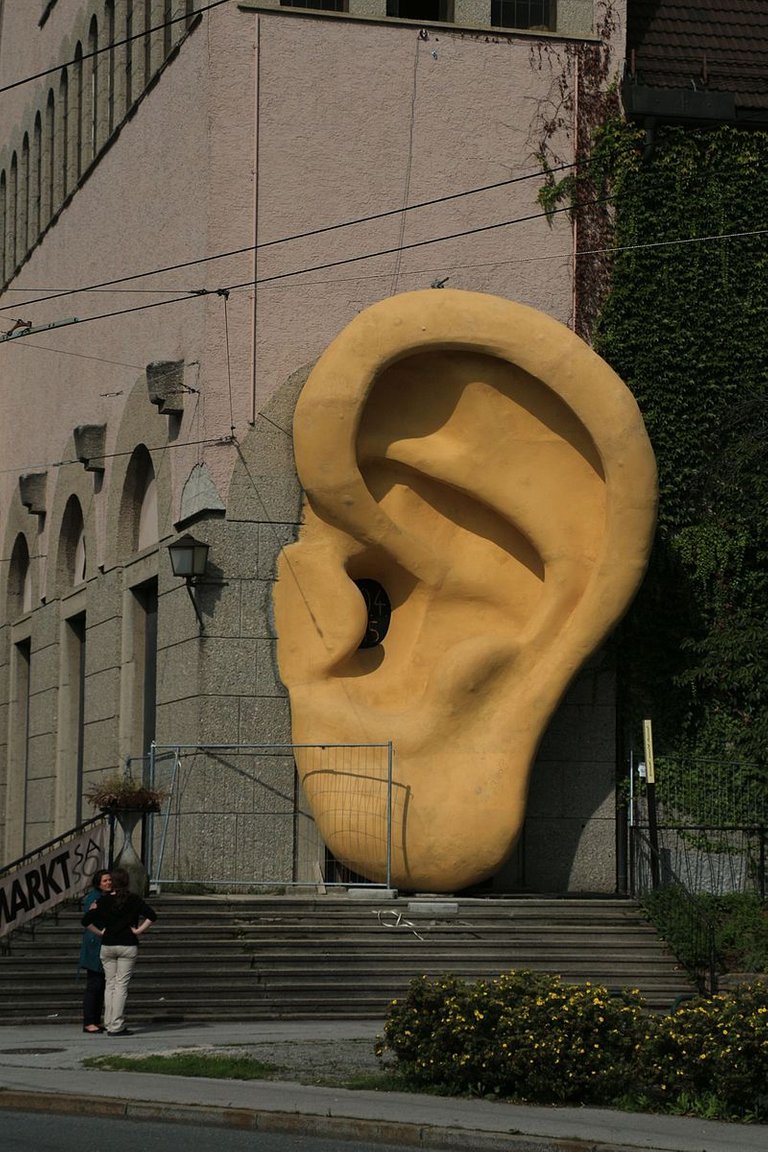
top-left (274, 290), bottom-right (657, 892)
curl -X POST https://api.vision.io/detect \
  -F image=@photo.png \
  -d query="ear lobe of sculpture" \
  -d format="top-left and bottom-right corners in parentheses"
top-left (274, 290), bottom-right (657, 892)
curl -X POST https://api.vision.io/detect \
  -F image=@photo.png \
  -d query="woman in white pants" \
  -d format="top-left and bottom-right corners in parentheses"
top-left (82, 868), bottom-right (157, 1036)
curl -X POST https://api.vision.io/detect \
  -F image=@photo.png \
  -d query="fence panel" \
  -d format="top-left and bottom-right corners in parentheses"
top-left (146, 742), bottom-right (393, 890)
top-left (629, 752), bottom-right (767, 900)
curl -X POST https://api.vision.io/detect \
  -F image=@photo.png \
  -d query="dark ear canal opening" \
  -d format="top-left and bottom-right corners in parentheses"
top-left (354, 579), bottom-right (391, 649)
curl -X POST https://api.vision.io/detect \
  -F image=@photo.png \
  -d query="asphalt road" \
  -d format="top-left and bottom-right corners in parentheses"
top-left (3, 1109), bottom-right (422, 1152)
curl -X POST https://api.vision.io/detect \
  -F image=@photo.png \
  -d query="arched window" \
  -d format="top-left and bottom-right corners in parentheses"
top-left (164, 0), bottom-right (173, 57)
top-left (59, 69), bottom-right (70, 200)
top-left (125, 0), bottom-right (134, 107)
top-left (33, 113), bottom-right (42, 236)
top-left (74, 527), bottom-right (87, 585)
top-left (105, 1), bottom-right (116, 133)
top-left (8, 152), bottom-right (17, 271)
top-left (8, 534), bottom-right (33, 619)
top-left (143, 1), bottom-right (152, 88)
top-left (45, 90), bottom-right (55, 221)
top-left (20, 135), bottom-right (30, 258)
top-left (121, 445), bottom-right (158, 555)
top-left (138, 472), bottom-right (158, 551)
top-left (0, 170), bottom-right (6, 282)
top-left (73, 44), bottom-right (84, 180)
top-left (60, 496), bottom-right (87, 587)
top-left (88, 16), bottom-right (98, 161)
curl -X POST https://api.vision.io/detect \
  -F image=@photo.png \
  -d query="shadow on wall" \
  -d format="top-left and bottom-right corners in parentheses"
top-left (493, 649), bottom-right (619, 895)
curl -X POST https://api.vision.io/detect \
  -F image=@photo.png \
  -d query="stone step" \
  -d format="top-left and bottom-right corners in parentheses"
top-left (33, 904), bottom-right (660, 922)
top-left (34, 899), bottom-right (658, 919)
top-left (0, 894), bottom-right (695, 1022)
top-left (2, 949), bottom-right (678, 971)
top-left (0, 961), bottom-right (690, 986)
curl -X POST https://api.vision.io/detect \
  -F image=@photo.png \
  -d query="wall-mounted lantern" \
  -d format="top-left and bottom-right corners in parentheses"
top-left (168, 533), bottom-right (210, 632)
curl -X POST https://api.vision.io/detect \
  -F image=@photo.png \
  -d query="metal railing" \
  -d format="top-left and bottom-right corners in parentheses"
top-left (0, 815), bottom-right (110, 949)
top-left (0, 814), bottom-right (109, 880)
top-left (147, 741), bottom-right (395, 891)
top-left (631, 828), bottom-right (718, 993)
top-left (628, 751), bottom-right (768, 994)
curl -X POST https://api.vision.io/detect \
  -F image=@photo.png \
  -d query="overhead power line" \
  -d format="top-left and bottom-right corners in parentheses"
top-left (3, 212), bottom-right (765, 349)
top-left (0, 195), bottom-right (614, 342)
top-left (0, 163), bottom-right (576, 315)
top-left (0, 435), bottom-right (233, 478)
top-left (0, 0), bottom-right (231, 97)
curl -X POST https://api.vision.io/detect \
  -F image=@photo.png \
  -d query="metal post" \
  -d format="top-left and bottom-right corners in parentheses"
top-left (627, 750), bottom-right (636, 897)
top-left (154, 748), bottom-right (180, 887)
top-left (386, 741), bottom-right (393, 891)
top-left (643, 720), bottom-right (661, 890)
top-left (146, 742), bottom-right (157, 882)
top-left (707, 918), bottom-right (718, 995)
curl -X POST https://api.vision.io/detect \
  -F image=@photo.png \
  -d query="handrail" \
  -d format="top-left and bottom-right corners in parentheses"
top-left (642, 881), bottom-right (719, 994)
top-left (1, 815), bottom-right (113, 949)
top-left (0, 814), bottom-right (111, 879)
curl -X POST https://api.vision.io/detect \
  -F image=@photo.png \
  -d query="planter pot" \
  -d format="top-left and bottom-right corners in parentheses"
top-left (107, 808), bottom-right (150, 896)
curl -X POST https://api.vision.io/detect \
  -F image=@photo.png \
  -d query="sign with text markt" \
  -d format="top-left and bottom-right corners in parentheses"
top-left (0, 823), bottom-right (108, 938)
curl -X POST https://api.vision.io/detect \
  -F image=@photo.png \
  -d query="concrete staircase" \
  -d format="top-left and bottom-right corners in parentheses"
top-left (0, 894), bottom-right (695, 1024)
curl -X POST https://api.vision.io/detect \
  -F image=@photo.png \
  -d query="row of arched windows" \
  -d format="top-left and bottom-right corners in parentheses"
top-left (0, 2), bottom-right (198, 287)
top-left (7, 445), bottom-right (158, 622)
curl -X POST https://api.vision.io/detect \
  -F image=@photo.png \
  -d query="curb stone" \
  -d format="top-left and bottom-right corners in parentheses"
top-left (0, 1089), bottom-right (689, 1152)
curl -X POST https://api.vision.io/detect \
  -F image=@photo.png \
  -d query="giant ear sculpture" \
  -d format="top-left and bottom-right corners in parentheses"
top-left (273, 290), bottom-right (656, 892)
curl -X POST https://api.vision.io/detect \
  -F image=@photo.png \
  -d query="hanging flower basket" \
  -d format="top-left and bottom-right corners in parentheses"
top-left (84, 771), bottom-right (167, 814)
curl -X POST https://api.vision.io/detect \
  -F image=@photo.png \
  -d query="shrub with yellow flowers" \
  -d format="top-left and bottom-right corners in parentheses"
top-left (642, 979), bottom-right (768, 1120)
top-left (377, 971), bottom-right (768, 1121)
top-left (378, 970), bottom-right (645, 1104)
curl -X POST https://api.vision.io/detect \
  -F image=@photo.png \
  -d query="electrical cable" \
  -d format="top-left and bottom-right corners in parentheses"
top-left (4, 160), bottom-right (762, 319)
top-left (0, 0), bottom-right (230, 97)
top-left (4, 220), bottom-right (764, 483)
top-left (2, 157), bottom-right (760, 307)
top-left (220, 291), bottom-right (236, 437)
top-left (389, 37), bottom-right (420, 297)
top-left (5, 343), bottom-right (145, 370)
top-left (228, 195), bottom-right (617, 289)
top-left (0, 163), bottom-right (577, 315)
top-left (0, 434), bottom-right (233, 479)
top-left (242, 219), bottom-right (768, 290)
top-left (0, 194), bottom-right (616, 342)
top-left (3, 217), bottom-right (766, 350)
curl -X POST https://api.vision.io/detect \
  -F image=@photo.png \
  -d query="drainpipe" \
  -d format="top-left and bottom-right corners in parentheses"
top-left (571, 52), bottom-right (579, 331)
top-left (250, 16), bottom-right (261, 427)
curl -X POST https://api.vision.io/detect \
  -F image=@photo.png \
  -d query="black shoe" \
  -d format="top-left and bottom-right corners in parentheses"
top-left (83, 1026), bottom-right (103, 1034)
top-left (106, 1029), bottom-right (134, 1036)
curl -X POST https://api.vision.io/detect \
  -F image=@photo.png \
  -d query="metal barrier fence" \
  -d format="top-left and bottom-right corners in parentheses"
top-left (629, 752), bottom-right (767, 899)
top-left (146, 742), bottom-right (394, 891)
top-left (628, 751), bottom-right (767, 993)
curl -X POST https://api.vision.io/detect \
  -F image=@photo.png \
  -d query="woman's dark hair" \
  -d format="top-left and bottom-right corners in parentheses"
top-left (91, 869), bottom-right (110, 889)
top-left (109, 868), bottom-right (131, 906)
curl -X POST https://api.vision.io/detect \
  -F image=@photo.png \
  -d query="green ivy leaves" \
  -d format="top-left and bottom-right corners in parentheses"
top-left (583, 122), bottom-right (768, 772)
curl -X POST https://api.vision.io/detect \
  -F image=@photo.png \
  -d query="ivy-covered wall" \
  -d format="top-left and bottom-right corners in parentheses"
top-left (586, 122), bottom-right (768, 775)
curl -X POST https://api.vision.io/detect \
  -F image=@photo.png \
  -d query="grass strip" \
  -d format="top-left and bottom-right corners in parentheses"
top-left (84, 1051), bottom-right (406, 1092)
top-left (84, 1052), bottom-right (284, 1080)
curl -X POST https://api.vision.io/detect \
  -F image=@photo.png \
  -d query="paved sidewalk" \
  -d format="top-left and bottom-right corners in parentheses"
top-left (0, 1020), bottom-right (766, 1152)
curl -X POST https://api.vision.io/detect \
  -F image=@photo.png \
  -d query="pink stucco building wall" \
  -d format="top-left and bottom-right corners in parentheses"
top-left (0, 1), bottom-right (628, 893)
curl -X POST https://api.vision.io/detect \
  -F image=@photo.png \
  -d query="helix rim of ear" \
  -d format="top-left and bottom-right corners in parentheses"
top-left (292, 289), bottom-right (657, 645)
top-left (276, 289), bottom-right (658, 891)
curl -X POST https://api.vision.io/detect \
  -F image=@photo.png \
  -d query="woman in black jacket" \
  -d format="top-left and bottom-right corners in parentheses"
top-left (82, 868), bottom-right (157, 1036)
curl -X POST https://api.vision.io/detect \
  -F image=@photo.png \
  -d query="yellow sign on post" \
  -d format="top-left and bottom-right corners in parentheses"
top-left (643, 719), bottom-right (655, 785)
